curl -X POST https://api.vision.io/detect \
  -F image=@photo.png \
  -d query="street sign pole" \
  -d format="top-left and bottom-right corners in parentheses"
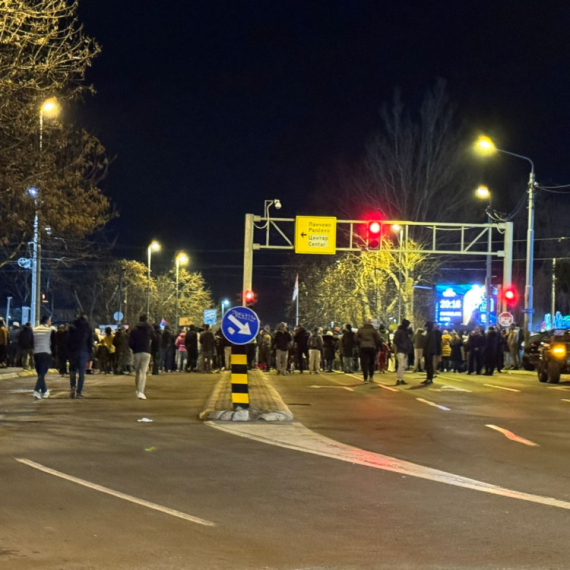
top-left (230, 344), bottom-right (249, 410)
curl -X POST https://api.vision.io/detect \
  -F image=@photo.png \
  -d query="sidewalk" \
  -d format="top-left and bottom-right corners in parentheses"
top-left (200, 368), bottom-right (293, 422)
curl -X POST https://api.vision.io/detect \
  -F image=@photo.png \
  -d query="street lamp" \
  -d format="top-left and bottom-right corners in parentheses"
top-left (475, 135), bottom-right (536, 339)
top-left (147, 240), bottom-right (161, 318)
top-left (29, 98), bottom-right (60, 326)
top-left (475, 186), bottom-right (493, 326)
top-left (175, 252), bottom-right (189, 327)
top-left (221, 298), bottom-right (230, 318)
top-left (391, 224), bottom-right (404, 323)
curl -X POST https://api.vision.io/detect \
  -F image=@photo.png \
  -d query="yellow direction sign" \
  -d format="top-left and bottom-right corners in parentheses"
top-left (295, 216), bottom-right (337, 255)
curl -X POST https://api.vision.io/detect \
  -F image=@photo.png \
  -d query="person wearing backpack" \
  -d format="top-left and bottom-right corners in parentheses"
top-left (308, 328), bottom-right (323, 374)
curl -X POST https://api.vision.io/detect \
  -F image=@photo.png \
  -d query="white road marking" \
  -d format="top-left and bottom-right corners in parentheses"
top-left (416, 397), bottom-right (450, 411)
top-left (310, 385), bottom-right (354, 392)
top-left (485, 425), bottom-right (539, 447)
top-left (345, 373), bottom-right (399, 391)
top-left (207, 421), bottom-right (570, 511)
top-left (15, 458), bottom-right (216, 527)
top-left (483, 384), bottom-right (520, 393)
top-left (431, 385), bottom-right (472, 393)
top-left (561, 399), bottom-right (570, 403)
top-left (548, 386), bottom-right (570, 391)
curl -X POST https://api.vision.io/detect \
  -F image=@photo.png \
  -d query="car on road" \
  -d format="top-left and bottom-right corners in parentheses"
top-left (536, 330), bottom-right (570, 383)
top-left (523, 331), bottom-right (552, 371)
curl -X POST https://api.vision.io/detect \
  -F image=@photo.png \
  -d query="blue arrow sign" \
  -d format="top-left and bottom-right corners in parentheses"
top-left (221, 306), bottom-right (260, 345)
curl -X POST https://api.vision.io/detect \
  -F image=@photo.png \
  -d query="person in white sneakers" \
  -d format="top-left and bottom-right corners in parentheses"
top-left (32, 315), bottom-right (55, 400)
top-left (128, 314), bottom-right (156, 399)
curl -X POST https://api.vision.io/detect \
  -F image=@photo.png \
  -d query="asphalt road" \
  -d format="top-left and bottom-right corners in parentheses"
top-left (1, 367), bottom-right (570, 570)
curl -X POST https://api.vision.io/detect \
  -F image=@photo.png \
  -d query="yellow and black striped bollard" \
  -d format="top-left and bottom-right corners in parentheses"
top-left (230, 344), bottom-right (249, 409)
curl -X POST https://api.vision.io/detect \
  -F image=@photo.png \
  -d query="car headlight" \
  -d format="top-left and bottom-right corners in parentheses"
top-left (552, 344), bottom-right (567, 358)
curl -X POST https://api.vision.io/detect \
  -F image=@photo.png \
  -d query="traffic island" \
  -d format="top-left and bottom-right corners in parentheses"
top-left (199, 369), bottom-right (294, 422)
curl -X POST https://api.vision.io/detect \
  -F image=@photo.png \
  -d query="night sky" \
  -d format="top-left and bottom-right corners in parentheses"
top-left (76, 1), bottom-right (570, 322)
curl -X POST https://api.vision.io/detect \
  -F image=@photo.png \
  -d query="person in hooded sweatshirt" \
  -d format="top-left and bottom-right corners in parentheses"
top-left (66, 313), bottom-right (93, 399)
top-left (393, 318), bottom-right (413, 385)
top-left (128, 314), bottom-right (156, 399)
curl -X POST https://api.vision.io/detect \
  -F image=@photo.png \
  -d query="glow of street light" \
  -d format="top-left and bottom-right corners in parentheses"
top-left (28, 187), bottom-right (38, 198)
top-left (176, 252), bottom-right (189, 265)
top-left (41, 97), bottom-right (60, 118)
top-left (222, 298), bottom-right (230, 306)
top-left (475, 185), bottom-right (491, 200)
top-left (391, 224), bottom-right (401, 232)
top-left (149, 240), bottom-right (161, 252)
top-left (475, 135), bottom-right (496, 155)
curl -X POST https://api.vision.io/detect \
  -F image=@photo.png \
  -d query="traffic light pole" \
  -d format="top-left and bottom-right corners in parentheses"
top-left (243, 214), bottom-right (254, 307)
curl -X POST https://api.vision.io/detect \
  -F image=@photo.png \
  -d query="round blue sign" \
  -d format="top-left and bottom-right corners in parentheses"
top-left (221, 306), bottom-right (260, 345)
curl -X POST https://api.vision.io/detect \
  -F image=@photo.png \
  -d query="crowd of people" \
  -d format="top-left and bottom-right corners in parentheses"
top-left (0, 313), bottom-right (524, 400)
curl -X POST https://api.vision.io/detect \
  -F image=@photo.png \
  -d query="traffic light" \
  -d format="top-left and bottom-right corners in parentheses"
top-left (367, 221), bottom-right (382, 249)
top-left (244, 290), bottom-right (256, 306)
top-left (502, 286), bottom-right (518, 306)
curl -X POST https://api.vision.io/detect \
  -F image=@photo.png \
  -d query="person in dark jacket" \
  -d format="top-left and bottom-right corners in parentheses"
top-left (199, 324), bottom-right (215, 372)
top-left (113, 327), bottom-right (130, 374)
top-left (272, 323), bottom-right (292, 375)
top-left (8, 322), bottom-right (22, 367)
top-left (184, 325), bottom-right (198, 372)
top-left (421, 321), bottom-right (437, 385)
top-left (340, 324), bottom-right (356, 373)
top-left (129, 314), bottom-right (156, 399)
top-left (293, 325), bottom-right (309, 373)
top-left (322, 331), bottom-right (337, 372)
top-left (450, 331), bottom-right (463, 372)
top-left (66, 313), bottom-right (93, 399)
top-left (19, 322), bottom-right (34, 370)
top-left (55, 324), bottom-right (68, 375)
top-left (355, 320), bottom-right (381, 383)
top-left (484, 326), bottom-right (499, 375)
top-left (394, 319), bottom-right (413, 385)
top-left (467, 327), bottom-right (485, 375)
top-left (159, 326), bottom-right (173, 372)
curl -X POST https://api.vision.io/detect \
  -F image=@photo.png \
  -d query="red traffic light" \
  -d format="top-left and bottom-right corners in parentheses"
top-left (368, 221), bottom-right (381, 235)
top-left (502, 286), bottom-right (518, 305)
top-left (367, 221), bottom-right (382, 248)
top-left (244, 290), bottom-right (256, 305)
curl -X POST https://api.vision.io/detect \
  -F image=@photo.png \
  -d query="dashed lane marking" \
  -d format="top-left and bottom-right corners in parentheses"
top-left (430, 385), bottom-right (472, 393)
top-left (561, 399), bottom-right (570, 403)
top-left (207, 421), bottom-right (570, 511)
top-left (416, 397), bottom-right (450, 411)
top-left (483, 384), bottom-right (520, 393)
top-left (548, 386), bottom-right (570, 391)
top-left (344, 373), bottom-right (399, 392)
top-left (485, 425), bottom-right (539, 447)
top-left (15, 458), bottom-right (216, 527)
top-left (310, 385), bottom-right (354, 392)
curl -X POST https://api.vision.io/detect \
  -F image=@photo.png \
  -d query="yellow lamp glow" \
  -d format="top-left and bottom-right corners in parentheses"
top-left (41, 97), bottom-right (60, 118)
top-left (391, 224), bottom-right (401, 232)
top-left (475, 135), bottom-right (496, 155)
top-left (176, 252), bottom-right (189, 265)
top-left (149, 240), bottom-right (161, 252)
top-left (475, 185), bottom-right (491, 200)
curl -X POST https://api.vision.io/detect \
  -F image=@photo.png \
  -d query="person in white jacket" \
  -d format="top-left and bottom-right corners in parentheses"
top-left (32, 315), bottom-right (55, 400)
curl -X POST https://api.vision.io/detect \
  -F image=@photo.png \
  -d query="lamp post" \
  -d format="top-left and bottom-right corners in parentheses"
top-left (475, 136), bottom-right (536, 339)
top-left (175, 252), bottom-right (189, 327)
top-left (391, 224), bottom-right (404, 322)
top-left (221, 298), bottom-right (230, 318)
top-left (30, 98), bottom-right (60, 326)
top-left (147, 240), bottom-right (161, 318)
top-left (475, 185), bottom-right (493, 327)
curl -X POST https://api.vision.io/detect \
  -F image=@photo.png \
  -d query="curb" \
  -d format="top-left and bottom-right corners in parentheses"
top-left (0, 368), bottom-right (58, 381)
top-left (199, 369), bottom-right (294, 423)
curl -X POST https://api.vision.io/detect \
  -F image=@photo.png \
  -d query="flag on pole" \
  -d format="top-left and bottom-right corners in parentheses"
top-left (292, 274), bottom-right (299, 301)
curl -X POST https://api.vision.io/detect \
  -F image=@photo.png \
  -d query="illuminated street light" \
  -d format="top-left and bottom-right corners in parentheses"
top-left (30, 98), bottom-right (61, 326)
top-left (474, 134), bottom-right (536, 338)
top-left (221, 298), bottom-right (230, 317)
top-left (147, 240), bottom-right (162, 317)
top-left (175, 252), bottom-right (189, 326)
top-left (475, 135), bottom-right (496, 155)
top-left (475, 185), bottom-right (491, 200)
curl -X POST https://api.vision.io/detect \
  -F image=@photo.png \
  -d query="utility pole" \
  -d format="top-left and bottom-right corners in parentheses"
top-left (242, 214), bottom-right (254, 307)
top-left (523, 170), bottom-right (536, 342)
top-left (551, 258), bottom-right (557, 319)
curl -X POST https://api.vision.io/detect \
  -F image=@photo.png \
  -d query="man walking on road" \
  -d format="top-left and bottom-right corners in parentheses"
top-left (394, 319), bottom-right (412, 385)
top-left (308, 327), bottom-right (323, 374)
top-left (340, 324), bottom-right (356, 373)
top-left (273, 323), bottom-right (292, 375)
top-left (421, 321), bottom-right (436, 385)
top-left (356, 319), bottom-right (381, 383)
top-left (67, 313), bottom-right (93, 399)
top-left (32, 315), bottom-right (55, 400)
top-left (129, 314), bottom-right (156, 399)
